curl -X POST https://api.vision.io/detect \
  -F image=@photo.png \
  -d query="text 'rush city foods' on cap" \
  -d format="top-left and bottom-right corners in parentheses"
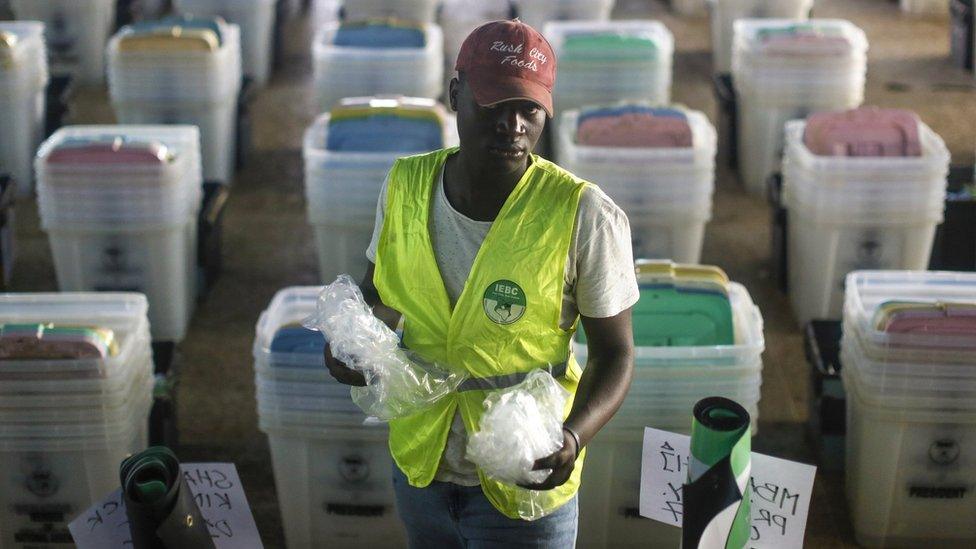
top-left (455, 19), bottom-right (557, 117)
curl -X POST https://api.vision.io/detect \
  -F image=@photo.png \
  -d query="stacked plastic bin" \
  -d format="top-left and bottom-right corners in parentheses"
top-left (312, 20), bottom-right (443, 111)
top-left (706, 0), bottom-right (814, 74)
top-left (840, 270), bottom-right (976, 547)
top-left (574, 261), bottom-right (765, 548)
top-left (732, 19), bottom-right (868, 195)
top-left (342, 0), bottom-right (440, 21)
top-left (303, 96), bottom-right (457, 282)
top-left (556, 104), bottom-right (716, 263)
top-left (0, 293), bottom-right (153, 547)
top-left (35, 126), bottom-right (203, 343)
top-left (254, 287), bottom-right (408, 549)
top-left (107, 17), bottom-right (243, 183)
top-left (176, 0), bottom-right (276, 87)
top-left (781, 110), bottom-right (950, 324)
top-left (672, 0), bottom-right (707, 16)
top-left (0, 22), bottom-right (48, 198)
top-left (900, 0), bottom-right (950, 15)
top-left (544, 21), bottom-right (674, 118)
top-left (439, 0), bottom-right (512, 94)
top-left (515, 0), bottom-right (615, 31)
top-left (10, 0), bottom-right (115, 84)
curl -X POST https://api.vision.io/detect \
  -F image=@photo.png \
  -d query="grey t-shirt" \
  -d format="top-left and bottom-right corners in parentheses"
top-left (366, 165), bottom-right (639, 486)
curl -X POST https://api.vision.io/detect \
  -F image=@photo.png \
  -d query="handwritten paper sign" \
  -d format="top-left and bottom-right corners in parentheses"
top-left (639, 428), bottom-right (817, 549)
top-left (68, 463), bottom-right (263, 549)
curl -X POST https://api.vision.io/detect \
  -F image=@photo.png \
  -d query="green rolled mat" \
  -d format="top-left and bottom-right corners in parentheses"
top-left (120, 446), bottom-right (215, 549)
top-left (682, 397), bottom-right (751, 549)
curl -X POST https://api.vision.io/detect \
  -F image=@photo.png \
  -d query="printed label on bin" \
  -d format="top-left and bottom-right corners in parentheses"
top-left (834, 229), bottom-right (904, 308)
top-left (639, 428), bottom-right (817, 548)
top-left (88, 236), bottom-right (148, 292)
top-left (483, 280), bottom-right (526, 325)
top-left (46, 12), bottom-right (80, 65)
top-left (68, 463), bottom-right (263, 549)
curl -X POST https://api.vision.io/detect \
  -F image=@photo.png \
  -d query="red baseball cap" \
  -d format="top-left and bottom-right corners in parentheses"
top-left (455, 19), bottom-right (557, 117)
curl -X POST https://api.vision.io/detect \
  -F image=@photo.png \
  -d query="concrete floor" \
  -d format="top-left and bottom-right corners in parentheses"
top-left (7, 0), bottom-right (976, 546)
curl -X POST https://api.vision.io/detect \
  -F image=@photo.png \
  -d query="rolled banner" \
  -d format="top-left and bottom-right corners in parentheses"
top-left (120, 447), bottom-right (216, 549)
top-left (682, 397), bottom-right (752, 549)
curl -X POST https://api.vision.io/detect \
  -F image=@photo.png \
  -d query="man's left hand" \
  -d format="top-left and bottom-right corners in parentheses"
top-left (518, 428), bottom-right (579, 491)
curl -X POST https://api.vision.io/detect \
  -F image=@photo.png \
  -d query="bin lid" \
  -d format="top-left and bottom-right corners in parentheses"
top-left (333, 19), bottom-right (426, 49)
top-left (804, 107), bottom-right (922, 158)
top-left (0, 323), bottom-right (119, 360)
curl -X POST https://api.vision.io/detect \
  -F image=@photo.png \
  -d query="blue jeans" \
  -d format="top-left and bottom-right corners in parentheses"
top-left (391, 464), bottom-right (578, 548)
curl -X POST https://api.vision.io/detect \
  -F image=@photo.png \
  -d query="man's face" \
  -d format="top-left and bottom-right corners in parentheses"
top-left (449, 76), bottom-right (547, 176)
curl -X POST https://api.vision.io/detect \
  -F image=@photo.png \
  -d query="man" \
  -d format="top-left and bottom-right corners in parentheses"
top-left (324, 19), bottom-right (638, 548)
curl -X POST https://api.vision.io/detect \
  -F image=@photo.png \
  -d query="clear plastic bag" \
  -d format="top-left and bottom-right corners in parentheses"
top-left (303, 275), bottom-right (466, 420)
top-left (466, 369), bottom-right (570, 520)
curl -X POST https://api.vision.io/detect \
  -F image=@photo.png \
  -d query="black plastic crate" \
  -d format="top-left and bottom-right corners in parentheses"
top-left (149, 371), bottom-right (179, 447)
top-left (951, 0), bottom-right (974, 71)
top-left (930, 165), bottom-right (976, 271)
top-left (767, 172), bottom-right (788, 293)
top-left (712, 72), bottom-right (738, 170)
top-left (44, 75), bottom-right (73, 139)
top-left (198, 182), bottom-right (229, 299)
top-left (236, 77), bottom-right (256, 171)
top-left (0, 175), bottom-right (14, 290)
top-left (804, 320), bottom-right (845, 472)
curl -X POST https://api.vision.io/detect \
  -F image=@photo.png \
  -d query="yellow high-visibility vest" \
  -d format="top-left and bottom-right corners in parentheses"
top-left (375, 147), bottom-right (588, 519)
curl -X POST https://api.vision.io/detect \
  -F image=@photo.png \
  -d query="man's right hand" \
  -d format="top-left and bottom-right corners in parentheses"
top-left (324, 343), bottom-right (367, 386)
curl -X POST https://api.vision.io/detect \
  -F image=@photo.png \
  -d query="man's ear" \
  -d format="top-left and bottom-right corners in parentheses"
top-left (448, 77), bottom-right (460, 112)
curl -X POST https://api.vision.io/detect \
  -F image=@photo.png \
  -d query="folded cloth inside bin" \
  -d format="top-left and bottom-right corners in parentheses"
top-left (577, 260), bottom-right (734, 347)
top-left (803, 107), bottom-right (922, 157)
top-left (755, 24), bottom-right (851, 57)
top-left (561, 31), bottom-right (658, 61)
top-left (333, 20), bottom-right (426, 48)
top-left (576, 105), bottom-right (692, 148)
top-left (0, 323), bottom-right (118, 359)
top-left (326, 96), bottom-right (445, 152)
top-left (872, 300), bottom-right (976, 336)
top-left (47, 136), bottom-right (173, 165)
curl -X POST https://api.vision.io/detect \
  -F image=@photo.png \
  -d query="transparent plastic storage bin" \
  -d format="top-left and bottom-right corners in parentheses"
top-left (302, 110), bottom-right (458, 281)
top-left (843, 271), bottom-right (976, 345)
top-left (0, 420), bottom-right (148, 549)
top-left (672, 0), bottom-right (707, 16)
top-left (262, 425), bottom-right (407, 549)
top-left (0, 21), bottom-right (48, 197)
top-left (10, 0), bottom-right (115, 85)
top-left (516, 0), bottom-right (615, 30)
top-left (312, 22), bottom-right (444, 111)
top-left (736, 85), bottom-right (864, 196)
top-left (631, 214), bottom-right (710, 263)
top-left (842, 370), bottom-right (976, 548)
top-left (732, 19), bottom-right (868, 195)
top-left (112, 97), bottom-right (238, 184)
top-left (556, 105), bottom-right (716, 262)
top-left (0, 292), bottom-right (149, 378)
top-left (707, 0), bottom-right (814, 73)
top-left (787, 211), bottom-right (940, 324)
top-left (176, 0), bottom-right (276, 87)
top-left (781, 119), bottom-right (950, 217)
top-left (544, 20), bottom-right (674, 116)
top-left (900, 0), bottom-right (950, 15)
top-left (343, 0), bottom-right (440, 22)
top-left (45, 220), bottom-right (198, 342)
top-left (311, 221), bottom-right (375, 283)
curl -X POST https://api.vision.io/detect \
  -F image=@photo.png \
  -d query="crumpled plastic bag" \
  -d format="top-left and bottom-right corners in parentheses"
top-left (303, 275), bottom-right (466, 420)
top-left (466, 369), bottom-right (570, 519)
